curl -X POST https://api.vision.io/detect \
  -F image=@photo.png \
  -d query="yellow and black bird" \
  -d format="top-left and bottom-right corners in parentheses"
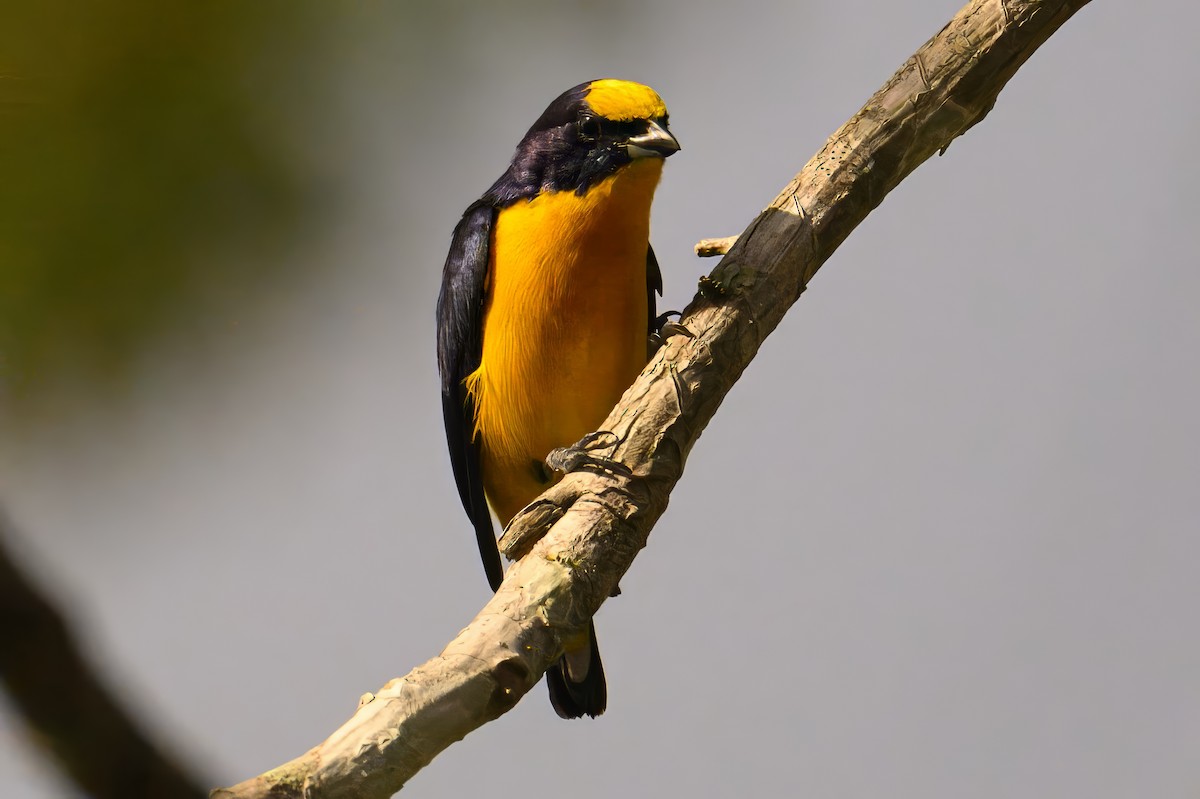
top-left (436, 79), bottom-right (678, 718)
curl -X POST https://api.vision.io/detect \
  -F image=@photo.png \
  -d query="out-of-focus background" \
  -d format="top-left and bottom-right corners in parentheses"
top-left (3, 2), bottom-right (1198, 797)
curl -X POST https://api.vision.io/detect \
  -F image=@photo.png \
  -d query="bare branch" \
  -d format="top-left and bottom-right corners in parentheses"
top-left (0, 507), bottom-right (208, 799)
top-left (216, 1), bottom-right (1093, 796)
top-left (694, 235), bottom-right (739, 257)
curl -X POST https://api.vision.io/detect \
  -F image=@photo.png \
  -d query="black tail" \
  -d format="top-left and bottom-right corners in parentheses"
top-left (545, 622), bottom-right (607, 719)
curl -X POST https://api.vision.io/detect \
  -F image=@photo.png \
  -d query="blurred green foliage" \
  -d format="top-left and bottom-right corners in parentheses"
top-left (0, 2), bottom-right (325, 411)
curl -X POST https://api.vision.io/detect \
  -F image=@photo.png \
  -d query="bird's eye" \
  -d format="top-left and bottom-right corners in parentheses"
top-left (578, 114), bottom-right (601, 142)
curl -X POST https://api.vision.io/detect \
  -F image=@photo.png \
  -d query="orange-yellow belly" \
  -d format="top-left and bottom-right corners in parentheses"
top-left (467, 159), bottom-right (663, 524)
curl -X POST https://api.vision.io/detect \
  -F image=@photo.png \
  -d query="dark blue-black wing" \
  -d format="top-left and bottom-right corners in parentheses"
top-left (646, 243), bottom-right (663, 333)
top-left (436, 200), bottom-right (504, 592)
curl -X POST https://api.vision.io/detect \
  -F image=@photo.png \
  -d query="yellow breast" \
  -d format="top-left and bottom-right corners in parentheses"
top-left (467, 158), bottom-right (664, 523)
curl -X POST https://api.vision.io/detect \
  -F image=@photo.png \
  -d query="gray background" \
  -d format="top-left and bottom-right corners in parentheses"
top-left (3, 1), bottom-right (1198, 796)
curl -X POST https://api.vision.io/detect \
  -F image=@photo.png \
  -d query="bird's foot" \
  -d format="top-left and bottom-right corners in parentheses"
top-left (649, 311), bottom-right (693, 350)
top-left (545, 431), bottom-right (633, 478)
top-left (698, 274), bottom-right (727, 301)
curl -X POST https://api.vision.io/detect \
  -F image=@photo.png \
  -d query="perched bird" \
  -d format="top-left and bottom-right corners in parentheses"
top-left (436, 79), bottom-right (679, 719)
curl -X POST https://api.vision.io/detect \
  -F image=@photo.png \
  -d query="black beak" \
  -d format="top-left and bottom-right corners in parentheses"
top-left (625, 119), bottom-right (681, 159)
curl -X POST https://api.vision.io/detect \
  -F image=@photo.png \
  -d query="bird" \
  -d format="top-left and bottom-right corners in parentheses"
top-left (436, 79), bottom-right (679, 719)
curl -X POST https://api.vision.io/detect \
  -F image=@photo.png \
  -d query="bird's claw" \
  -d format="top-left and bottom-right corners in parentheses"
top-left (698, 274), bottom-right (727, 301)
top-left (649, 311), bottom-right (692, 350)
top-left (652, 310), bottom-right (681, 331)
top-left (545, 431), bottom-right (633, 477)
top-left (659, 320), bottom-right (693, 339)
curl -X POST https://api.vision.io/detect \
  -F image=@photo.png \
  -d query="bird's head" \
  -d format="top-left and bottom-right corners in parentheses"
top-left (569, 79), bottom-right (680, 161)
top-left (490, 79), bottom-right (679, 202)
